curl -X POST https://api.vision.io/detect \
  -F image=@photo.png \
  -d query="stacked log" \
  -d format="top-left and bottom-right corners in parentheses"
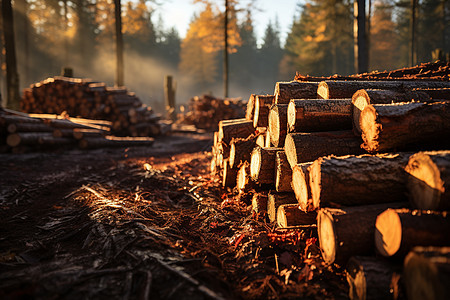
top-left (21, 76), bottom-right (165, 137)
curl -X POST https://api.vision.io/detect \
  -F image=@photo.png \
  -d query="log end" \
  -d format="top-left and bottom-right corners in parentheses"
top-left (317, 208), bottom-right (337, 264)
top-left (317, 82), bottom-right (329, 99)
top-left (250, 147), bottom-right (262, 181)
top-left (229, 143), bottom-right (236, 168)
top-left (309, 158), bottom-right (322, 210)
top-left (284, 134), bottom-right (298, 169)
top-left (292, 164), bottom-right (310, 211)
top-left (346, 257), bottom-right (368, 300)
top-left (360, 105), bottom-right (380, 153)
top-left (6, 134), bottom-right (21, 147)
top-left (375, 209), bottom-right (402, 257)
top-left (351, 89), bottom-right (370, 134)
top-left (405, 152), bottom-right (445, 210)
top-left (268, 109), bottom-right (281, 147)
top-left (287, 100), bottom-right (297, 132)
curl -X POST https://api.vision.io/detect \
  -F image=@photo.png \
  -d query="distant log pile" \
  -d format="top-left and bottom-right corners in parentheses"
top-left (210, 61), bottom-right (450, 300)
top-left (177, 94), bottom-right (246, 131)
top-left (0, 109), bottom-right (154, 153)
top-left (21, 76), bottom-right (167, 137)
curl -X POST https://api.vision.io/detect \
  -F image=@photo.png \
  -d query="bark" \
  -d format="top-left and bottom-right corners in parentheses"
top-left (360, 101), bottom-right (450, 153)
top-left (351, 89), bottom-right (431, 134)
top-left (7, 132), bottom-right (75, 148)
top-left (284, 131), bottom-right (363, 169)
top-left (229, 134), bottom-right (258, 168)
top-left (318, 203), bottom-right (407, 265)
top-left (403, 246), bottom-right (450, 300)
top-left (253, 95), bottom-right (274, 127)
top-left (218, 118), bottom-right (254, 145)
top-left (222, 158), bottom-right (238, 188)
top-left (292, 162), bottom-right (313, 212)
top-left (413, 87), bottom-right (450, 100)
top-left (275, 151), bottom-right (293, 193)
top-left (268, 104), bottom-right (288, 147)
top-left (310, 153), bottom-right (411, 210)
top-left (274, 81), bottom-right (320, 104)
top-left (250, 146), bottom-right (282, 185)
top-left (405, 151), bottom-right (450, 211)
top-left (267, 192), bottom-right (297, 223)
top-left (317, 80), bottom-right (450, 100)
top-left (252, 192), bottom-right (268, 216)
top-left (277, 204), bottom-right (317, 228)
top-left (375, 208), bottom-right (450, 258)
top-left (7, 122), bottom-right (53, 133)
top-left (287, 99), bottom-right (352, 132)
top-left (346, 256), bottom-right (402, 300)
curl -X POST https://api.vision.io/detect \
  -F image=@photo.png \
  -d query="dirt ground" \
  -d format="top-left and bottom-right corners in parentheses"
top-left (0, 132), bottom-right (347, 299)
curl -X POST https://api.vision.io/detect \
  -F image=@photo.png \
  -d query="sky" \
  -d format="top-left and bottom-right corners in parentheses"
top-left (156, 0), bottom-right (302, 46)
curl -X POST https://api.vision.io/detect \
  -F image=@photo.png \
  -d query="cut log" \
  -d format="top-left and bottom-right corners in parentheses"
top-left (264, 129), bottom-right (271, 147)
top-left (375, 208), bottom-right (450, 258)
top-left (229, 134), bottom-right (258, 168)
top-left (274, 81), bottom-right (320, 104)
top-left (318, 203), bottom-right (407, 265)
top-left (317, 80), bottom-right (450, 100)
top-left (268, 104), bottom-right (288, 147)
top-left (275, 151), bottom-right (293, 193)
top-left (405, 151), bottom-right (450, 211)
top-left (413, 87), bottom-right (450, 100)
top-left (267, 192), bottom-right (298, 223)
top-left (252, 192), bottom-right (269, 215)
top-left (291, 162), bottom-right (314, 212)
top-left (218, 118), bottom-right (254, 145)
top-left (346, 256), bottom-right (402, 300)
top-left (222, 159), bottom-right (238, 188)
top-left (256, 133), bottom-right (265, 148)
top-left (310, 153), bottom-right (411, 210)
top-left (7, 122), bottom-right (54, 133)
top-left (403, 246), bottom-right (450, 300)
top-left (7, 132), bottom-right (56, 147)
top-left (360, 101), bottom-right (450, 153)
top-left (245, 94), bottom-right (256, 121)
top-left (250, 146), bottom-right (282, 185)
top-left (287, 99), bottom-right (352, 132)
top-left (284, 131), bottom-right (364, 169)
top-left (78, 136), bottom-right (154, 149)
top-left (253, 95), bottom-right (274, 127)
top-left (277, 203), bottom-right (317, 228)
top-left (237, 161), bottom-right (253, 193)
top-left (351, 89), bottom-right (431, 134)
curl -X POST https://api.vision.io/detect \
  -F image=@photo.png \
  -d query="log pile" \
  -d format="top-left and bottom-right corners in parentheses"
top-left (21, 76), bottom-right (167, 137)
top-left (210, 61), bottom-right (450, 300)
top-left (0, 109), bottom-right (154, 153)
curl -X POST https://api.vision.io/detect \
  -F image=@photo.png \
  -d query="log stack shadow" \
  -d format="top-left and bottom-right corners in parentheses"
top-left (210, 61), bottom-right (450, 300)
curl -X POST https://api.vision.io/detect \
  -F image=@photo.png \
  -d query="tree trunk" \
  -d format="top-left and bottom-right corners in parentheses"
top-left (292, 162), bottom-right (313, 212)
top-left (229, 134), bottom-right (258, 168)
top-left (375, 208), bottom-right (450, 258)
top-left (317, 80), bottom-right (450, 100)
top-left (274, 81), bottom-right (320, 104)
top-left (284, 131), bottom-right (363, 169)
top-left (403, 246), bottom-right (450, 300)
top-left (310, 153), bottom-right (411, 210)
top-left (250, 146), bottom-right (282, 185)
top-left (222, 158), bottom-right (237, 188)
top-left (275, 151), bottom-right (293, 193)
top-left (277, 203), bottom-right (317, 228)
top-left (287, 99), bottom-right (352, 132)
top-left (223, 0), bottom-right (229, 98)
top-left (354, 0), bottom-right (368, 74)
top-left (1, 0), bottom-right (20, 110)
top-left (413, 87), bottom-right (450, 100)
top-left (405, 151), bottom-right (450, 211)
top-left (252, 192), bottom-right (268, 216)
top-left (6, 122), bottom-right (53, 133)
top-left (318, 203), bottom-right (407, 265)
top-left (268, 104), bottom-right (288, 147)
top-left (253, 95), bottom-right (274, 127)
top-left (346, 256), bottom-right (402, 300)
top-left (360, 101), bottom-right (450, 153)
top-left (114, 0), bottom-right (124, 86)
top-left (267, 192), bottom-right (297, 223)
top-left (351, 89), bottom-right (431, 134)
top-left (218, 118), bottom-right (254, 145)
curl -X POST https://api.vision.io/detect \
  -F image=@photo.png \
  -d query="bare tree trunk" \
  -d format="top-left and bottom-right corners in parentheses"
top-left (1, 0), bottom-right (20, 110)
top-left (114, 0), bottom-right (124, 86)
top-left (354, 0), bottom-right (368, 73)
top-left (410, 0), bottom-right (417, 66)
top-left (223, 0), bottom-right (229, 98)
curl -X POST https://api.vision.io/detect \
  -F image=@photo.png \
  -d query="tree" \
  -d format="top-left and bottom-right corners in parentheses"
top-left (354, 0), bottom-right (368, 73)
top-left (114, 0), bottom-right (124, 86)
top-left (259, 19), bottom-right (283, 88)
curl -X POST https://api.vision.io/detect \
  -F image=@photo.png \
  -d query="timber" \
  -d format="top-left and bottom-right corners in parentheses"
top-left (413, 87), bottom-right (450, 100)
top-left (253, 95), bottom-right (274, 127)
top-left (267, 192), bottom-right (298, 223)
top-left (291, 162), bottom-right (313, 212)
top-left (274, 81), bottom-right (320, 104)
top-left (250, 146), bottom-right (282, 185)
top-left (310, 153), bottom-right (411, 210)
top-left (317, 80), bottom-right (450, 100)
top-left (405, 151), bottom-right (450, 210)
top-left (245, 94), bottom-right (256, 121)
top-left (222, 159), bottom-right (238, 188)
top-left (318, 203), bottom-right (407, 265)
top-left (277, 204), bottom-right (317, 228)
top-left (346, 256), bottom-right (401, 300)
top-left (79, 136), bottom-right (154, 149)
top-left (275, 151), bottom-right (293, 193)
top-left (360, 101), bottom-right (450, 153)
top-left (229, 134), bottom-right (258, 168)
top-left (403, 246), bottom-right (450, 300)
top-left (252, 192), bottom-right (269, 216)
top-left (287, 99), bottom-right (352, 132)
top-left (218, 118), bottom-right (254, 145)
top-left (237, 162), bottom-right (253, 193)
top-left (268, 104), bottom-right (288, 147)
top-left (375, 208), bottom-right (450, 258)
top-left (284, 131), bottom-right (363, 169)
top-left (351, 89), bottom-right (431, 133)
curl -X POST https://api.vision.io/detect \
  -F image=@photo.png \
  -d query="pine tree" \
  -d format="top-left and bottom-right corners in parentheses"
top-left (259, 19), bottom-right (283, 90)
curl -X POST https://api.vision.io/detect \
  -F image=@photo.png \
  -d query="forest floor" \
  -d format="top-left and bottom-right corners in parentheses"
top-left (0, 132), bottom-right (347, 299)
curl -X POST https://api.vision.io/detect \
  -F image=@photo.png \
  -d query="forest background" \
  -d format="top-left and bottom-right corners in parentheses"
top-left (1, 0), bottom-right (449, 112)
